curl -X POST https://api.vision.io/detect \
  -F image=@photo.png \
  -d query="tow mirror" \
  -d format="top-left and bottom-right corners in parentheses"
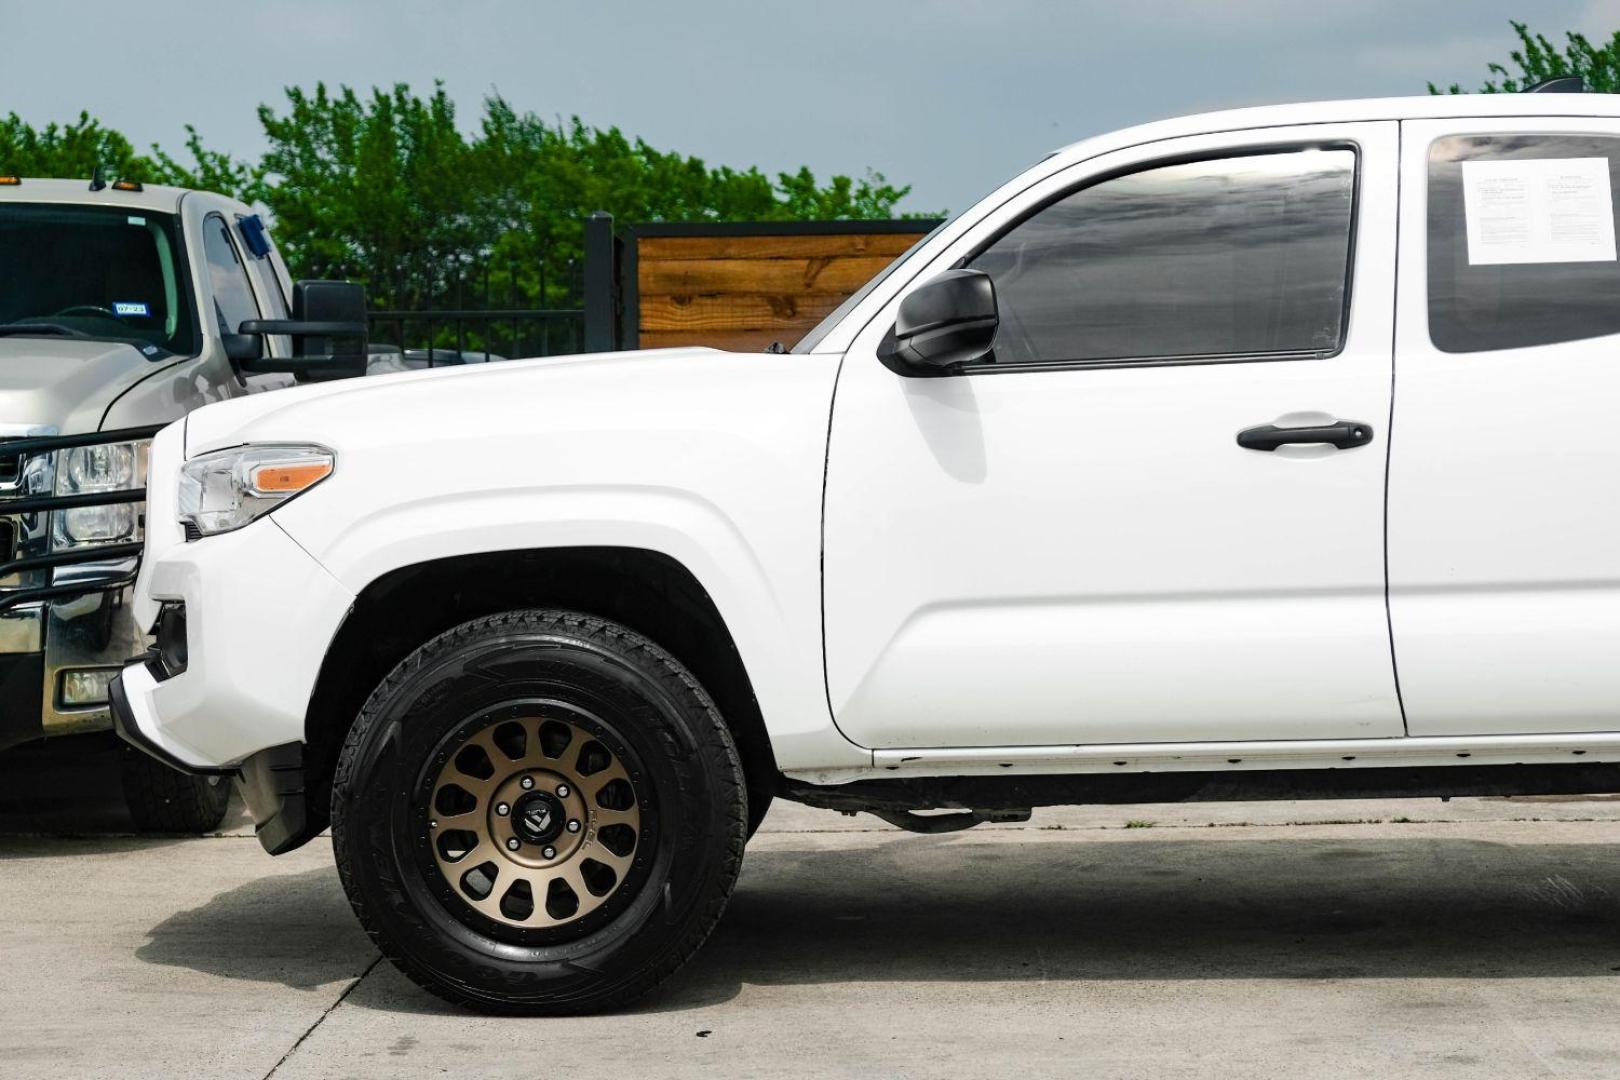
top-left (236, 280), bottom-right (369, 383)
top-left (222, 334), bottom-right (262, 363)
top-left (878, 269), bottom-right (999, 376)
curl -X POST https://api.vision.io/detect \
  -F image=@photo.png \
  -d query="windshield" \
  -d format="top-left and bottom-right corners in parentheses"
top-left (0, 204), bottom-right (197, 355)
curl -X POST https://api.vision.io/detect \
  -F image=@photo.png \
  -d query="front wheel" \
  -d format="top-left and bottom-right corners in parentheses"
top-left (332, 610), bottom-right (747, 1015)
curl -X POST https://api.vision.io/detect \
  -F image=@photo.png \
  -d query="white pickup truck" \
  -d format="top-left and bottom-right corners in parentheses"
top-left (113, 92), bottom-right (1620, 1013)
top-left (0, 176), bottom-right (367, 830)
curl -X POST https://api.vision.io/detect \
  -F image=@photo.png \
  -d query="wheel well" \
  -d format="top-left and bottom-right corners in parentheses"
top-left (300, 547), bottom-right (780, 840)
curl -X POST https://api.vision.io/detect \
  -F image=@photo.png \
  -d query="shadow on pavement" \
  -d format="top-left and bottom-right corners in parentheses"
top-left (637, 832), bottom-right (1620, 1011)
top-left (0, 733), bottom-right (137, 833)
top-left (0, 732), bottom-right (251, 839)
top-left (136, 864), bottom-right (370, 992)
top-left (129, 829), bottom-right (1620, 1013)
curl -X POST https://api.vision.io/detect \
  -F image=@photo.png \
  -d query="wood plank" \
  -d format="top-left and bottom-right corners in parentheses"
top-left (637, 232), bottom-right (925, 261)
top-left (638, 256), bottom-right (895, 297)
top-left (638, 293), bottom-right (841, 333)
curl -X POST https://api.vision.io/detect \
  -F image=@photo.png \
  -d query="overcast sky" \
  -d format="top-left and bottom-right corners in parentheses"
top-left (2, 1), bottom-right (1616, 213)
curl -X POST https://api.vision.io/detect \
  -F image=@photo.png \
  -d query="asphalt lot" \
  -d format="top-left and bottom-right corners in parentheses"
top-left (8, 739), bottom-right (1620, 1078)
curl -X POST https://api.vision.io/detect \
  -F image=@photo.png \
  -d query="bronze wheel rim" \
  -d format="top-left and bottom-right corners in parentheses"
top-left (427, 712), bottom-right (643, 930)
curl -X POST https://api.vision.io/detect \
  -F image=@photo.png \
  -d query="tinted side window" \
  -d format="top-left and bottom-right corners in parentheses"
top-left (1428, 134), bottom-right (1620, 353)
top-left (202, 215), bottom-right (261, 336)
top-left (969, 149), bottom-right (1356, 366)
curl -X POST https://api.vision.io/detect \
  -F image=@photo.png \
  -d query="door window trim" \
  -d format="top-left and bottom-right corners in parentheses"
top-left (945, 139), bottom-right (1364, 376)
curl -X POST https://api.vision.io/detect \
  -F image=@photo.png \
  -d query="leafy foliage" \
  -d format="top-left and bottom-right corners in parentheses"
top-left (1432, 21), bottom-right (1620, 94)
top-left (0, 111), bottom-right (152, 181)
top-left (0, 83), bottom-right (923, 312)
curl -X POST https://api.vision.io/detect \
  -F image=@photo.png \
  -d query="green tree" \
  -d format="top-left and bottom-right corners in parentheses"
top-left (2, 82), bottom-right (926, 320)
top-left (150, 125), bottom-right (261, 201)
top-left (1432, 21), bottom-right (1620, 94)
top-left (255, 83), bottom-right (486, 309)
top-left (0, 111), bottom-right (154, 181)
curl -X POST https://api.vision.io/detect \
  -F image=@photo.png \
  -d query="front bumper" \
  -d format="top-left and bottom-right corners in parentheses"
top-left (111, 514), bottom-right (355, 770)
top-left (110, 669), bottom-right (312, 854)
top-left (108, 662), bottom-right (231, 776)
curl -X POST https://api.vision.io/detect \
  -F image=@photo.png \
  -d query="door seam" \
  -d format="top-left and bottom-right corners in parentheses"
top-left (1384, 120), bottom-right (1410, 735)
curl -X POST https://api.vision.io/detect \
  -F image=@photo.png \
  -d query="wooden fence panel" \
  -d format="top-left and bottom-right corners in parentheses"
top-left (628, 221), bottom-right (940, 352)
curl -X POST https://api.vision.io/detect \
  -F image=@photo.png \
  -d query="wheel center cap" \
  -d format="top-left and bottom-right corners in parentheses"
top-left (511, 791), bottom-right (564, 845)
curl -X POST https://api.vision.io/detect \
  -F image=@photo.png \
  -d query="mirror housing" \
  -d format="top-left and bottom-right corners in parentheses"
top-left (878, 269), bottom-right (999, 376)
top-left (237, 280), bottom-right (369, 383)
top-left (221, 333), bottom-right (262, 362)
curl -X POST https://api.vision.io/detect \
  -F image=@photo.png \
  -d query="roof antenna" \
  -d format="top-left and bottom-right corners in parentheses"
top-left (1526, 75), bottom-right (1586, 93)
top-left (89, 164), bottom-right (109, 192)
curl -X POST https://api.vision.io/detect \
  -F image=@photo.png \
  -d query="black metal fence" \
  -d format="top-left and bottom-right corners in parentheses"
top-left (364, 231), bottom-right (599, 364)
top-left (365, 307), bottom-right (585, 363)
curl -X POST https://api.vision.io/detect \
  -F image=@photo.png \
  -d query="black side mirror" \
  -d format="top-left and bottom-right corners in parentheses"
top-left (237, 280), bottom-right (369, 383)
top-left (878, 269), bottom-right (999, 376)
top-left (222, 334), bottom-right (262, 362)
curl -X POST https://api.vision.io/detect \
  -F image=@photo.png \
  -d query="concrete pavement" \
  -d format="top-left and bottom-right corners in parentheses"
top-left (7, 741), bottom-right (1620, 1078)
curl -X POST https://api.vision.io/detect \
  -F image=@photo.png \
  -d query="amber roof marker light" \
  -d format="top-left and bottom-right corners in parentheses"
top-left (0, 176), bottom-right (20, 186)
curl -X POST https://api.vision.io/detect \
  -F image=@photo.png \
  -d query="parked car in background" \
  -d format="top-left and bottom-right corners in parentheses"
top-left (366, 345), bottom-right (505, 376)
top-left (114, 90), bottom-right (1620, 1011)
top-left (0, 175), bottom-right (367, 831)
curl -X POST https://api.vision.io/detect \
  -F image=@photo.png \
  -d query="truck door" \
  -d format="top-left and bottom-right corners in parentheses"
top-left (822, 123), bottom-right (1403, 749)
top-left (1391, 119), bottom-right (1620, 736)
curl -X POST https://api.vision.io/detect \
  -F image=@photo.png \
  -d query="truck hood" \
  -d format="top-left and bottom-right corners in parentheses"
top-left (184, 347), bottom-right (813, 456)
top-left (0, 337), bottom-right (159, 433)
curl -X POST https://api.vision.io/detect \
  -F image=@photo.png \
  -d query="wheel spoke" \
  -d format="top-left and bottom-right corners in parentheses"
top-left (559, 862), bottom-right (606, 917)
top-left (584, 841), bottom-right (634, 874)
top-left (520, 717), bottom-right (550, 767)
top-left (592, 805), bottom-right (638, 829)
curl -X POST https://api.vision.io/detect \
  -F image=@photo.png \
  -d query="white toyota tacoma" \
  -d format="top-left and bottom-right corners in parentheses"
top-left (113, 91), bottom-right (1620, 1013)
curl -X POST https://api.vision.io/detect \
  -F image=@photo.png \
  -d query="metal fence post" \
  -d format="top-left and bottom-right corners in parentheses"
top-left (582, 211), bottom-right (617, 353)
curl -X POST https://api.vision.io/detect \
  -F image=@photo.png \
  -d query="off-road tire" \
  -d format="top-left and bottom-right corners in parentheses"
top-left (332, 609), bottom-right (747, 1015)
top-left (120, 747), bottom-right (232, 833)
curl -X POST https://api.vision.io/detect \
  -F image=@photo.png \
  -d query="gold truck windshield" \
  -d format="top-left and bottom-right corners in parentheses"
top-left (0, 204), bottom-right (197, 356)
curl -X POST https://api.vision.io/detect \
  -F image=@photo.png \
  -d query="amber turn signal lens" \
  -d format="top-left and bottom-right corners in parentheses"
top-left (250, 461), bottom-right (332, 493)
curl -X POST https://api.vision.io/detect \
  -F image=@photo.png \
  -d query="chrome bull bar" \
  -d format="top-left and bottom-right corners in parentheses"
top-left (0, 424), bottom-right (161, 615)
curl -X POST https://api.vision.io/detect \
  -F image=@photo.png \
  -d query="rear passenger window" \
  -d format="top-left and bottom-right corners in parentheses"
top-left (1429, 134), bottom-right (1620, 353)
top-left (969, 148), bottom-right (1357, 367)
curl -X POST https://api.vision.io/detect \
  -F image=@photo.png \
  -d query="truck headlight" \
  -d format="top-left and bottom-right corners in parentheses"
top-left (52, 441), bottom-right (147, 548)
top-left (177, 444), bottom-right (334, 537)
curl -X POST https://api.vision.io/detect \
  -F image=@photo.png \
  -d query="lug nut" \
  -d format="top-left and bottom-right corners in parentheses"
top-left (506, 837), bottom-right (521, 851)
top-left (520, 776), bottom-right (534, 790)
top-left (556, 784), bottom-right (571, 798)
top-left (429, 819), bottom-right (438, 830)
top-left (495, 803), bottom-right (509, 816)
top-left (542, 846), bottom-right (556, 859)
top-left (566, 819), bottom-right (580, 833)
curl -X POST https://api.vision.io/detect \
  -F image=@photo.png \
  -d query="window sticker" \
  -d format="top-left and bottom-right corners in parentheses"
top-left (113, 301), bottom-right (151, 317)
top-left (1462, 158), bottom-right (1617, 265)
top-left (127, 216), bottom-right (145, 226)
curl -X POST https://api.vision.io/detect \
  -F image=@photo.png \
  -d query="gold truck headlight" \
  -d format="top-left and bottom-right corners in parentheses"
top-left (177, 444), bottom-right (334, 537)
top-left (52, 441), bottom-right (147, 548)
